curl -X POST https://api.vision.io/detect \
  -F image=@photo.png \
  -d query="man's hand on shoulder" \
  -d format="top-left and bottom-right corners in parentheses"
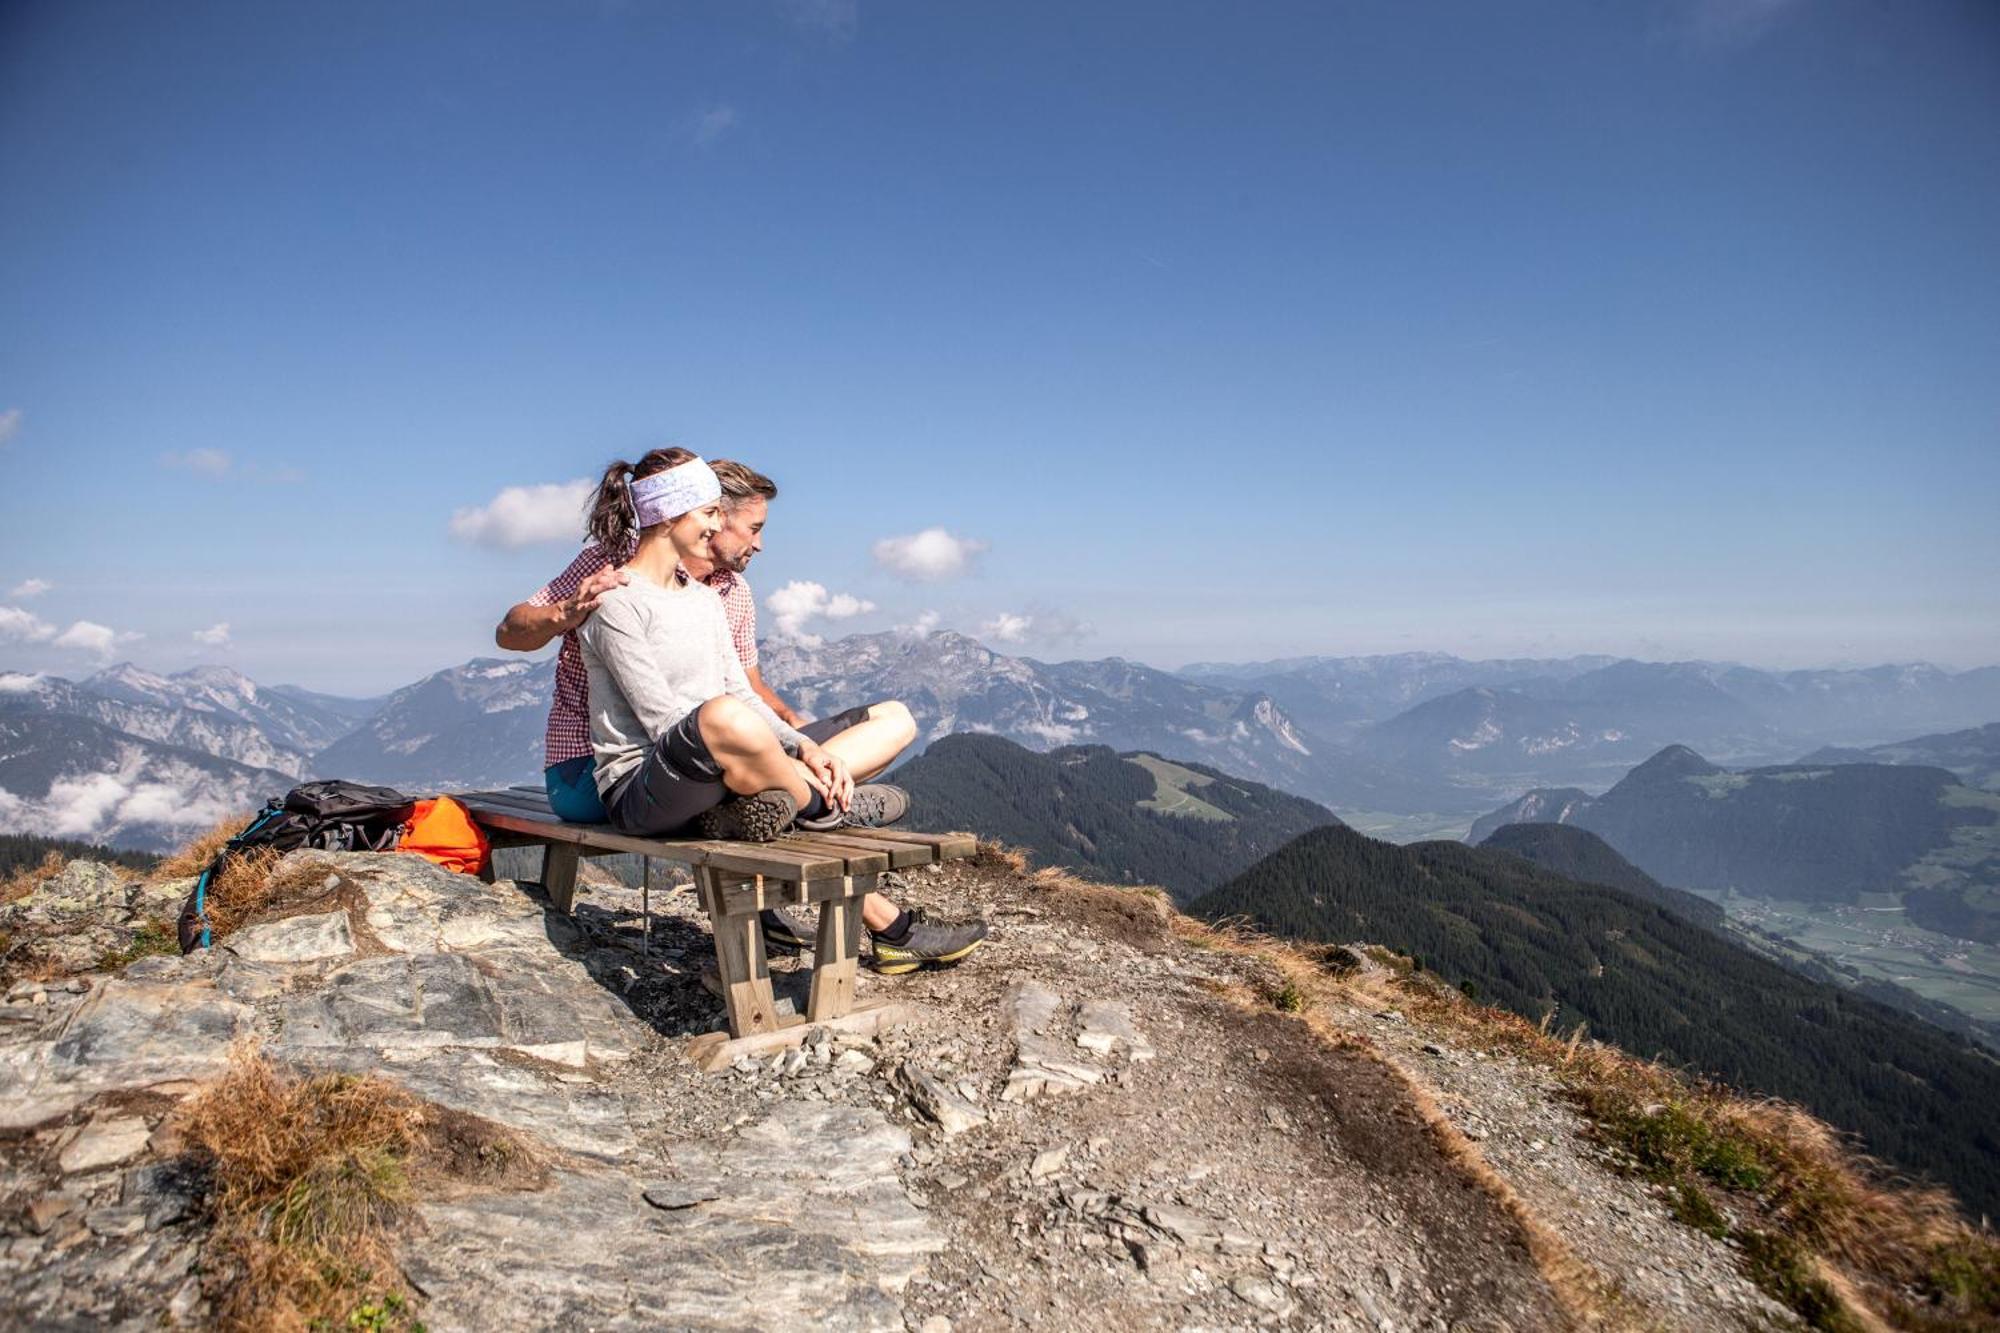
top-left (558, 565), bottom-right (629, 631)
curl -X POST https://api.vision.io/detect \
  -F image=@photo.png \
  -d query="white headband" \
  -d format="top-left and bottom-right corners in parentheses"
top-left (630, 458), bottom-right (722, 528)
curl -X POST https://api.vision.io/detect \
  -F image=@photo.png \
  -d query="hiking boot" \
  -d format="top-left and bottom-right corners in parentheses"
top-left (697, 789), bottom-right (797, 843)
top-left (869, 912), bottom-right (989, 976)
top-left (796, 783), bottom-right (911, 832)
top-left (760, 906), bottom-right (815, 954)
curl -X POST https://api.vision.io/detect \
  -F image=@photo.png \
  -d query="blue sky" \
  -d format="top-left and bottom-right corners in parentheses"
top-left (2, 0), bottom-right (1996, 694)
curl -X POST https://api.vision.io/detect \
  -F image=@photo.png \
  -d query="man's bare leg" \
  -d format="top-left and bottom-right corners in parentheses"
top-left (797, 701), bottom-right (917, 924)
top-left (818, 700), bottom-right (918, 782)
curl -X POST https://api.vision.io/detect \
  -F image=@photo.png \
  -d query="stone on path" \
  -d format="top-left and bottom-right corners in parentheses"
top-left (57, 1116), bottom-right (152, 1174)
top-left (899, 1063), bottom-right (987, 1136)
top-left (1000, 982), bottom-right (1104, 1103)
top-left (1075, 998), bottom-right (1154, 1061)
top-left (407, 1101), bottom-right (942, 1332)
top-left (225, 909), bottom-right (355, 963)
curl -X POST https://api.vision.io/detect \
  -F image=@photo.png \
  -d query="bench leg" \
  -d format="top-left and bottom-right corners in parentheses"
top-left (698, 867), bottom-right (781, 1038)
top-left (541, 843), bottom-right (581, 915)
top-left (808, 881), bottom-right (865, 1023)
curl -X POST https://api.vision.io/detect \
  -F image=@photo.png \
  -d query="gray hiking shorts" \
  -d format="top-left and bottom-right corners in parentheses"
top-left (603, 711), bottom-right (729, 837)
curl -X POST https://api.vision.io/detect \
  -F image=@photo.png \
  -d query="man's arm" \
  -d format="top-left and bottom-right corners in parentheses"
top-left (743, 665), bottom-right (803, 727)
top-left (495, 557), bottom-right (628, 652)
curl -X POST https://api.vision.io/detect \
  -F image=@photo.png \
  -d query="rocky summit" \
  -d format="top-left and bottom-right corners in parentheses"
top-left (0, 845), bottom-right (1849, 1330)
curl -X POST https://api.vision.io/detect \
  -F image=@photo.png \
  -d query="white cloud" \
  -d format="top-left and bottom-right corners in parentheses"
top-left (0, 605), bottom-right (57, 643)
top-left (0, 672), bottom-right (44, 693)
top-left (766, 580), bottom-right (878, 646)
top-left (1017, 719), bottom-right (1082, 747)
top-left (693, 104), bottom-right (739, 147)
top-left (872, 527), bottom-right (988, 582)
top-left (9, 578), bottom-right (51, 598)
top-left (982, 612), bottom-right (1033, 643)
top-left (162, 448), bottom-right (232, 477)
top-left (449, 478), bottom-right (592, 549)
top-left (896, 610), bottom-right (941, 639)
top-left (14, 772), bottom-right (237, 840)
top-left (52, 620), bottom-right (143, 658)
top-left (0, 408), bottom-right (19, 446)
top-left (1677, 0), bottom-right (1804, 49)
top-left (783, 0), bottom-right (858, 40)
top-left (193, 622), bottom-right (231, 647)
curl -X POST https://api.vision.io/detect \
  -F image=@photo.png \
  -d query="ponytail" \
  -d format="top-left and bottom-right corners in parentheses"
top-left (585, 446), bottom-right (699, 553)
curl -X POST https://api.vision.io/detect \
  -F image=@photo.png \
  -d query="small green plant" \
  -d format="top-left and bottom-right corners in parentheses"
top-left (1271, 978), bottom-right (1305, 1013)
top-left (94, 919), bottom-right (178, 972)
top-left (338, 1289), bottom-right (424, 1332)
top-left (1738, 1229), bottom-right (1857, 1332)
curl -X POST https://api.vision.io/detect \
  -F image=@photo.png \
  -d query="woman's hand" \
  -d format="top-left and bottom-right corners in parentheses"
top-left (798, 741), bottom-right (854, 811)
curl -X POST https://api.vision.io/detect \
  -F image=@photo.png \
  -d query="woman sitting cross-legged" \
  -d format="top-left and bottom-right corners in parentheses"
top-left (574, 448), bottom-right (986, 972)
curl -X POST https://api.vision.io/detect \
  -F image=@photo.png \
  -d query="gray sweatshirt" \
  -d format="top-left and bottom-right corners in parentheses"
top-left (576, 571), bottom-right (807, 799)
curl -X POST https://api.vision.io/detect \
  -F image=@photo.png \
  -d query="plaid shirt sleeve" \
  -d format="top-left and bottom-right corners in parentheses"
top-left (527, 546), bottom-right (612, 608)
top-left (735, 579), bottom-right (760, 668)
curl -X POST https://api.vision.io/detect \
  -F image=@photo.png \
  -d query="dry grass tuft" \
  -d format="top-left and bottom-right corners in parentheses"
top-left (973, 841), bottom-right (1030, 874)
top-left (1, 850), bottom-right (67, 905)
top-left (179, 1048), bottom-right (425, 1332)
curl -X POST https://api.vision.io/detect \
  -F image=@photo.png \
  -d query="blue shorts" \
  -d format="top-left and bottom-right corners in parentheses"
top-left (544, 755), bottom-right (609, 824)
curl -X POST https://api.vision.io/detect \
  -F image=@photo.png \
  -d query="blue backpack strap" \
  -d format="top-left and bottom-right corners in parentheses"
top-left (192, 804), bottom-right (289, 951)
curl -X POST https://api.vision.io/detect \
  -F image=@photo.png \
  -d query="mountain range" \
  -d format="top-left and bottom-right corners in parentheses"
top-left (3, 638), bottom-right (1998, 848)
top-left (1798, 721), bottom-right (2000, 792)
top-left (890, 732), bottom-right (1340, 902)
top-left (1191, 821), bottom-right (2000, 1219)
top-left (1470, 744), bottom-right (2000, 946)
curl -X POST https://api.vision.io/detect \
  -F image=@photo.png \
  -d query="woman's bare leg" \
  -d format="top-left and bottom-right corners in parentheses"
top-left (817, 700), bottom-right (919, 782)
top-left (696, 697), bottom-right (812, 805)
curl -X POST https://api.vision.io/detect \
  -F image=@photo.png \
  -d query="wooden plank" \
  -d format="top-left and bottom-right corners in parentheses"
top-left (461, 808), bottom-right (843, 879)
top-left (716, 872), bottom-right (875, 917)
top-left (830, 828), bottom-right (979, 859)
top-left (459, 788), bottom-right (557, 813)
top-left (698, 867), bottom-right (781, 1038)
top-left (541, 844), bottom-right (581, 915)
top-left (807, 894), bottom-right (864, 1022)
top-left (770, 833), bottom-right (890, 876)
top-left (683, 998), bottom-right (917, 1074)
top-left (787, 829), bottom-right (935, 869)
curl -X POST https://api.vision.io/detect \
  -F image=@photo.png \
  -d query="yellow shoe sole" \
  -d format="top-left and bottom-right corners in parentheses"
top-left (869, 938), bottom-right (984, 975)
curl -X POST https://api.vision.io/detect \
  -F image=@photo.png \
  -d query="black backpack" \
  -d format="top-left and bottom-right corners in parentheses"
top-left (177, 781), bottom-right (416, 952)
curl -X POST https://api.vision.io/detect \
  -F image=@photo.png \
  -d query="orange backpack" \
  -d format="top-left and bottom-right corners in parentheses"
top-left (398, 796), bottom-right (490, 877)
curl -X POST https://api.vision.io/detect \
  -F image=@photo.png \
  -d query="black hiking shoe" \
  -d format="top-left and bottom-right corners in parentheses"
top-left (795, 783), bottom-right (911, 832)
top-left (697, 789), bottom-right (797, 843)
top-left (760, 906), bottom-right (815, 954)
top-left (868, 911), bottom-right (989, 976)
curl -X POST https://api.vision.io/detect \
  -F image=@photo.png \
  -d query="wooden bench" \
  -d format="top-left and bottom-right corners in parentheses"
top-left (454, 787), bottom-right (976, 1064)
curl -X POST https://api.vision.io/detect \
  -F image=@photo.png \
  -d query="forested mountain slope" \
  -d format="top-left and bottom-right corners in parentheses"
top-left (1193, 822), bottom-right (2000, 1217)
top-left (894, 733), bottom-right (1340, 902)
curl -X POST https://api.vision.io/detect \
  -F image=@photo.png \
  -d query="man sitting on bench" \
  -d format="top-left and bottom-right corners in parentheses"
top-left (496, 448), bottom-right (987, 974)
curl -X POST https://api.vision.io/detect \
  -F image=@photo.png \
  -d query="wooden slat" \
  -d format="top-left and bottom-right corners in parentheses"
top-left (459, 792), bottom-right (564, 818)
top-left (461, 808), bottom-right (845, 880)
top-left (715, 873), bottom-right (876, 917)
top-left (770, 833), bottom-right (890, 876)
top-left (783, 829), bottom-right (936, 869)
top-left (831, 828), bottom-right (978, 859)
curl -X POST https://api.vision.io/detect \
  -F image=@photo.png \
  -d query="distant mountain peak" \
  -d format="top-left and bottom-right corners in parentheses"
top-left (1623, 744), bottom-right (1720, 783)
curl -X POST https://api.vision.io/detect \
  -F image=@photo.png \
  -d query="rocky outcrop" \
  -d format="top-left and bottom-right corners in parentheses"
top-left (2, 850), bottom-right (1800, 1330)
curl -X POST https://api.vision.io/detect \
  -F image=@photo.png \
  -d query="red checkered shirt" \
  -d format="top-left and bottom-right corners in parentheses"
top-left (530, 545), bottom-right (761, 767)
